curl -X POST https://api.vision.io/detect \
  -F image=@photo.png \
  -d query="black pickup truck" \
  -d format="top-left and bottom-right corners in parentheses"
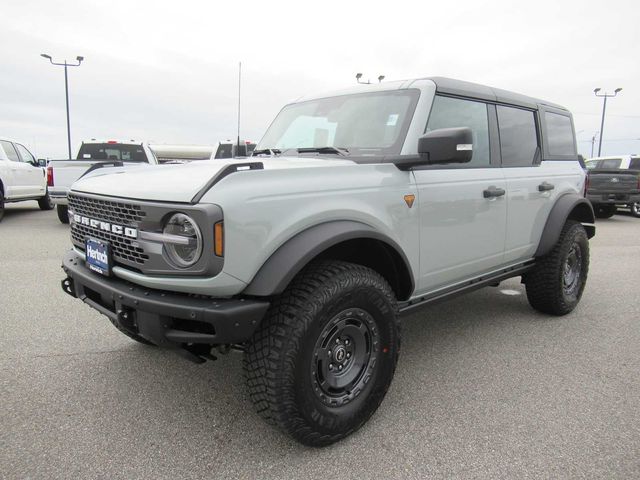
top-left (586, 156), bottom-right (640, 218)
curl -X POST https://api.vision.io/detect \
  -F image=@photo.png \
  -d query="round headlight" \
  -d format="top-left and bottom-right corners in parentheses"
top-left (163, 213), bottom-right (202, 268)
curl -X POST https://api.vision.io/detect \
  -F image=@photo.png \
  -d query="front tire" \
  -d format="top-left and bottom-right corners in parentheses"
top-left (56, 204), bottom-right (69, 224)
top-left (594, 205), bottom-right (616, 219)
top-left (38, 189), bottom-right (54, 210)
top-left (524, 220), bottom-right (589, 316)
top-left (630, 202), bottom-right (640, 218)
top-left (244, 260), bottom-right (400, 447)
top-left (0, 190), bottom-right (5, 222)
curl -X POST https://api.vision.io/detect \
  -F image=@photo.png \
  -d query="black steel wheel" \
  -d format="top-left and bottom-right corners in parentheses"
top-left (311, 307), bottom-right (377, 407)
top-left (244, 260), bottom-right (399, 447)
top-left (524, 220), bottom-right (589, 315)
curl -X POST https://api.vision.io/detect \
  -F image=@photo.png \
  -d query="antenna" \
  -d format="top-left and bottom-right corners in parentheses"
top-left (237, 61), bottom-right (242, 156)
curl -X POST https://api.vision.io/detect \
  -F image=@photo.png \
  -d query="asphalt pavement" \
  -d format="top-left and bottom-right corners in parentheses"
top-left (1, 202), bottom-right (639, 479)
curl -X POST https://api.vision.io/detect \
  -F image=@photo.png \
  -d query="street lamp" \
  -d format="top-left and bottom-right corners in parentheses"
top-left (593, 87), bottom-right (622, 157)
top-left (41, 54), bottom-right (84, 159)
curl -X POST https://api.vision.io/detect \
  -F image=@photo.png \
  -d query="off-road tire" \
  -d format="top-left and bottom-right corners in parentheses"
top-left (38, 189), bottom-right (54, 210)
top-left (524, 220), bottom-right (589, 316)
top-left (0, 189), bottom-right (4, 222)
top-left (594, 205), bottom-right (616, 219)
top-left (56, 204), bottom-right (69, 224)
top-left (630, 202), bottom-right (640, 218)
top-left (244, 260), bottom-right (400, 447)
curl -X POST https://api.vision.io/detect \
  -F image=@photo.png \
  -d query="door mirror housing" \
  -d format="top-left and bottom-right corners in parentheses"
top-left (37, 159), bottom-right (47, 167)
top-left (418, 127), bottom-right (473, 165)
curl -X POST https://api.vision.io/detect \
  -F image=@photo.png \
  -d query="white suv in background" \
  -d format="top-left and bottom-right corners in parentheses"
top-left (0, 139), bottom-right (53, 221)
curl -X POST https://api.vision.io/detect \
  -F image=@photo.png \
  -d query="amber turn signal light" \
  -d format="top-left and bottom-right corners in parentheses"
top-left (214, 222), bottom-right (224, 257)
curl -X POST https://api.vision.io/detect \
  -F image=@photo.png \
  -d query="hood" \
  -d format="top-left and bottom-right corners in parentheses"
top-left (70, 157), bottom-right (355, 203)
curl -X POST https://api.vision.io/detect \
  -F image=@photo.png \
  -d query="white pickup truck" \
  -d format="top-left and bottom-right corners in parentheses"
top-left (0, 138), bottom-right (52, 221)
top-left (47, 140), bottom-right (158, 223)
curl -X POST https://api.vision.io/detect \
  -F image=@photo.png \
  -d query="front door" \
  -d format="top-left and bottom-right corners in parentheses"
top-left (413, 95), bottom-right (507, 294)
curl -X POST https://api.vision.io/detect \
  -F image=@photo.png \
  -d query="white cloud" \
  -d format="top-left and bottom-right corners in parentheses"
top-left (2, 0), bottom-right (638, 157)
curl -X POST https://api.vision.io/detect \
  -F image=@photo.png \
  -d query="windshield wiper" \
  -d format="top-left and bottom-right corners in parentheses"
top-left (252, 148), bottom-right (281, 156)
top-left (297, 146), bottom-right (349, 156)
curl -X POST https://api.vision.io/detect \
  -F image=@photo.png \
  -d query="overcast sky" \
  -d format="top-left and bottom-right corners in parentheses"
top-left (1, 0), bottom-right (638, 158)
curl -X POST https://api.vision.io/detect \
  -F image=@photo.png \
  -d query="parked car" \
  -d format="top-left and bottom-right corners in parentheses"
top-left (47, 140), bottom-right (159, 223)
top-left (0, 138), bottom-right (52, 221)
top-left (585, 155), bottom-right (640, 218)
top-left (60, 77), bottom-right (594, 446)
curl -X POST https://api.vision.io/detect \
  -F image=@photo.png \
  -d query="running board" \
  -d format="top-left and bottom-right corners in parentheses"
top-left (398, 262), bottom-right (535, 316)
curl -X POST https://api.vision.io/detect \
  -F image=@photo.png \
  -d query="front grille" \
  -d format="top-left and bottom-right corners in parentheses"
top-left (69, 193), bottom-right (149, 266)
top-left (68, 193), bottom-right (146, 224)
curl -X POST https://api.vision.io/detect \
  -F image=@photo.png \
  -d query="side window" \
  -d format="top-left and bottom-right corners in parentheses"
top-left (0, 141), bottom-right (21, 162)
top-left (599, 158), bottom-right (622, 169)
top-left (497, 106), bottom-right (539, 167)
top-left (15, 144), bottom-right (36, 164)
top-left (426, 96), bottom-right (490, 167)
top-left (545, 112), bottom-right (575, 156)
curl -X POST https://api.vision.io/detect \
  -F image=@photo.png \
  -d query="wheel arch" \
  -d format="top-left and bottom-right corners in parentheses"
top-left (243, 220), bottom-right (415, 301)
top-left (535, 193), bottom-right (595, 257)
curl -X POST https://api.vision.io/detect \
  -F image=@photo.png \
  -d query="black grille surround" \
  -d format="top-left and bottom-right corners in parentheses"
top-left (67, 191), bottom-right (224, 276)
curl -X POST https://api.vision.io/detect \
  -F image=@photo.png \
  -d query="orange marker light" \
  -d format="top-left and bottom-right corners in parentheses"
top-left (214, 222), bottom-right (224, 257)
top-left (404, 194), bottom-right (415, 208)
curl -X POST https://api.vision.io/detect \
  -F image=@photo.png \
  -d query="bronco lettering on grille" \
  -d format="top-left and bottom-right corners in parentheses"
top-left (69, 211), bottom-right (138, 239)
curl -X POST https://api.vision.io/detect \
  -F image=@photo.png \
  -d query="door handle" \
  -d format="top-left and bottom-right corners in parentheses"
top-left (538, 182), bottom-right (555, 192)
top-left (483, 186), bottom-right (506, 198)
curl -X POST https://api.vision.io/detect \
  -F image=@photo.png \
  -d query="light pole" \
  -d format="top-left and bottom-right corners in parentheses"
top-left (41, 54), bottom-right (84, 159)
top-left (593, 87), bottom-right (622, 157)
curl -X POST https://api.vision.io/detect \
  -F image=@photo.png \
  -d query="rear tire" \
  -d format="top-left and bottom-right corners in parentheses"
top-left (0, 190), bottom-right (4, 222)
top-left (56, 204), bottom-right (69, 224)
top-left (630, 202), bottom-right (640, 218)
top-left (244, 260), bottom-right (400, 446)
top-left (524, 220), bottom-right (589, 316)
top-left (38, 189), bottom-right (54, 210)
top-left (594, 205), bottom-right (616, 219)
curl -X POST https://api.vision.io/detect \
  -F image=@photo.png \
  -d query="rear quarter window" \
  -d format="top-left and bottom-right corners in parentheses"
top-left (544, 112), bottom-right (575, 156)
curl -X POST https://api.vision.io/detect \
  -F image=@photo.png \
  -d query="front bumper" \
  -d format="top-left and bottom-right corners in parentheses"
top-left (587, 192), bottom-right (640, 205)
top-left (61, 250), bottom-right (270, 356)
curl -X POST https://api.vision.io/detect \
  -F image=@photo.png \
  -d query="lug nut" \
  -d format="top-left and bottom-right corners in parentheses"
top-left (346, 353), bottom-right (351, 359)
top-left (338, 365), bottom-right (343, 370)
top-left (345, 339), bottom-right (350, 346)
top-left (329, 364), bottom-right (334, 370)
top-left (336, 338), bottom-right (340, 343)
top-left (328, 350), bottom-right (332, 356)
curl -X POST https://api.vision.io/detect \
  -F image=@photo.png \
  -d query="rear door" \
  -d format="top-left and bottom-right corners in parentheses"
top-left (501, 107), bottom-right (575, 263)
top-left (413, 95), bottom-right (507, 293)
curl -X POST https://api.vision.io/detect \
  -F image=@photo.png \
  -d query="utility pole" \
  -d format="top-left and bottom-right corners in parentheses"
top-left (41, 54), bottom-right (84, 159)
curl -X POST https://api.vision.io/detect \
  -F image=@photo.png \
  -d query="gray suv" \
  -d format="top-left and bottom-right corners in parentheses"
top-left (60, 77), bottom-right (595, 446)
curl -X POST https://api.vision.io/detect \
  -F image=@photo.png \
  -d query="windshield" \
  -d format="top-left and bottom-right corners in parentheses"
top-left (77, 143), bottom-right (148, 162)
top-left (257, 90), bottom-right (420, 156)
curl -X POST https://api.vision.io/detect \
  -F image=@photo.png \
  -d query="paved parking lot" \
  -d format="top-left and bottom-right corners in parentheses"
top-left (1, 202), bottom-right (639, 479)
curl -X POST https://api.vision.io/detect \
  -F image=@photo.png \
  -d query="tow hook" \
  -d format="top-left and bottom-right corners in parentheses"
top-left (61, 277), bottom-right (76, 298)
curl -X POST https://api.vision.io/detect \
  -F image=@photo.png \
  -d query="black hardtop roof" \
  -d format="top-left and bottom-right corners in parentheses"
top-left (426, 77), bottom-right (567, 112)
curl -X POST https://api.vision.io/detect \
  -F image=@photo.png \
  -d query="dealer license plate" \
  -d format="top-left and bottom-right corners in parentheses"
top-left (85, 238), bottom-right (112, 276)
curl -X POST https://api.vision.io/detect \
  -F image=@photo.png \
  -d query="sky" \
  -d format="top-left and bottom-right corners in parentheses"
top-left (1, 0), bottom-right (639, 159)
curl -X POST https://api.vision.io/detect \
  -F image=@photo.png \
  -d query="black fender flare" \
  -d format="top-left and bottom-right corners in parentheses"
top-left (243, 220), bottom-right (415, 298)
top-left (535, 193), bottom-right (595, 257)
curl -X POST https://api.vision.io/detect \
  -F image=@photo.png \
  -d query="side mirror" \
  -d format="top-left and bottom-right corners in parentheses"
top-left (418, 127), bottom-right (473, 165)
top-left (37, 158), bottom-right (47, 167)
